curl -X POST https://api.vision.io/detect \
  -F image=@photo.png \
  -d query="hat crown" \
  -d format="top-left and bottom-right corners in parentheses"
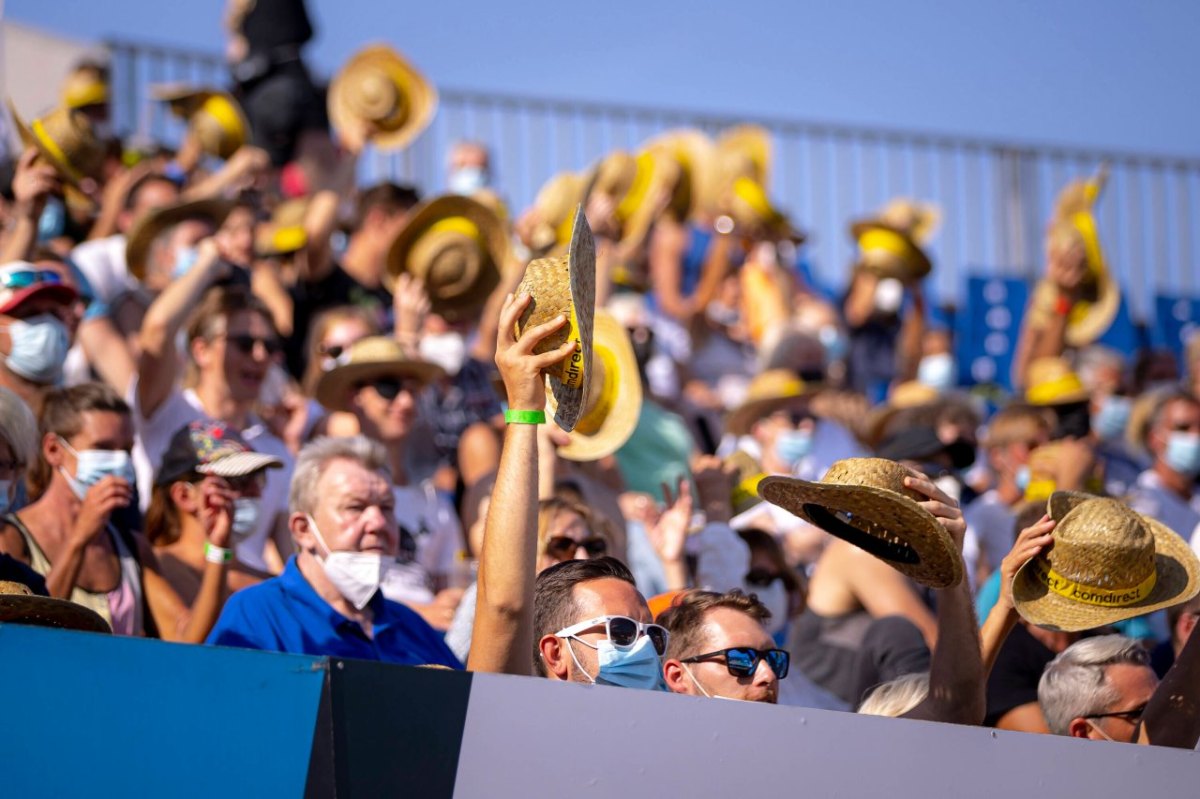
top-left (820, 458), bottom-right (926, 504)
top-left (411, 231), bottom-right (481, 296)
top-left (38, 107), bottom-right (106, 179)
top-left (1047, 497), bottom-right (1157, 589)
top-left (349, 69), bottom-right (404, 123)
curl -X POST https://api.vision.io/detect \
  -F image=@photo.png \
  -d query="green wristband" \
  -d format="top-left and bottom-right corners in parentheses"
top-left (504, 408), bottom-right (546, 425)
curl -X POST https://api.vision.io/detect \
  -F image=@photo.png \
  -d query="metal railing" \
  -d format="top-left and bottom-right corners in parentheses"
top-left (105, 37), bottom-right (1200, 321)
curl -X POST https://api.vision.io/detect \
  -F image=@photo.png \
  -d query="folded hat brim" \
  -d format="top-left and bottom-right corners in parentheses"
top-left (546, 211), bottom-right (596, 432)
top-left (314, 358), bottom-right (444, 413)
top-left (125, 199), bottom-right (236, 282)
top-left (757, 476), bottom-right (963, 588)
top-left (555, 313), bottom-right (642, 462)
top-left (0, 594), bottom-right (111, 634)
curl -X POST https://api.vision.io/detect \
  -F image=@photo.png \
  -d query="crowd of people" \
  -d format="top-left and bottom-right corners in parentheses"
top-left (2, 0), bottom-right (1200, 752)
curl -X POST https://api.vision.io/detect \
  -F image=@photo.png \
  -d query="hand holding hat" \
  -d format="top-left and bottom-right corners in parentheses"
top-left (495, 292), bottom-right (579, 414)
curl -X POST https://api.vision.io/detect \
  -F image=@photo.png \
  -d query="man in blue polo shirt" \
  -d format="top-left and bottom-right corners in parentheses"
top-left (206, 435), bottom-right (461, 668)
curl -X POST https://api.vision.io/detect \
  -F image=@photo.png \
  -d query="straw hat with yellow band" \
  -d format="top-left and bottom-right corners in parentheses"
top-left (551, 310), bottom-right (643, 462)
top-left (125, 198), bottom-right (236, 282)
top-left (328, 44), bottom-right (437, 152)
top-left (61, 65), bottom-right (109, 111)
top-left (1024, 356), bottom-right (1091, 406)
top-left (587, 149), bottom-right (681, 250)
top-left (643, 128), bottom-right (718, 220)
top-left (725, 369), bottom-right (813, 438)
top-left (758, 457), bottom-right (964, 588)
top-left (1013, 491), bottom-right (1200, 632)
top-left (527, 172), bottom-right (587, 256)
top-left (152, 85), bottom-right (249, 160)
top-left (727, 450), bottom-right (767, 518)
top-left (386, 194), bottom-right (508, 323)
top-left (724, 175), bottom-right (805, 243)
top-left (715, 124), bottom-right (772, 189)
top-left (849, 198), bottom-right (940, 282)
top-left (255, 198), bottom-right (309, 258)
top-left (314, 336), bottom-right (444, 413)
top-left (1029, 167), bottom-right (1120, 347)
top-left (7, 99), bottom-right (104, 210)
top-left (515, 207), bottom-right (596, 433)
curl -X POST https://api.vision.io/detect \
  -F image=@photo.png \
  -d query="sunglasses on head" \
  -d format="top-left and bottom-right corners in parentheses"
top-left (544, 535), bottom-right (608, 559)
top-left (0, 269), bottom-right (64, 291)
top-left (363, 377), bottom-right (421, 401)
top-left (226, 333), bottom-right (282, 356)
top-left (681, 647), bottom-right (790, 679)
top-left (555, 615), bottom-right (669, 656)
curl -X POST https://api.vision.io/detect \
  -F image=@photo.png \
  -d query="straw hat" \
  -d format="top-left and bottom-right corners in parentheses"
top-left (515, 207), bottom-right (596, 432)
top-left (7, 99), bottom-right (105, 209)
top-left (125, 197), bottom-right (235, 281)
top-left (1013, 491), bottom-right (1200, 632)
top-left (527, 171), bottom-right (587, 255)
top-left (61, 65), bottom-right (108, 110)
top-left (1040, 167), bottom-right (1120, 347)
top-left (587, 149), bottom-right (681, 250)
top-left (328, 44), bottom-right (437, 152)
top-left (723, 176), bottom-right (805, 243)
top-left (728, 450), bottom-right (767, 517)
top-left (386, 194), bottom-right (508, 322)
top-left (314, 336), bottom-right (444, 413)
top-left (255, 198), bottom-right (309, 257)
top-left (152, 84), bottom-right (249, 160)
top-left (0, 580), bottom-right (110, 633)
top-left (553, 309), bottom-right (643, 462)
top-left (644, 128), bottom-right (718, 220)
top-left (716, 124), bottom-right (772, 188)
top-left (862, 381), bottom-right (941, 448)
top-left (725, 369), bottom-right (813, 438)
top-left (849, 198), bottom-right (939, 282)
top-left (1125, 386), bottom-right (1176, 457)
top-left (1024, 356), bottom-right (1091, 406)
top-left (758, 458), bottom-right (963, 588)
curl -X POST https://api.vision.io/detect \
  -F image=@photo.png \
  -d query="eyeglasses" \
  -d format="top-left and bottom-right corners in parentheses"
top-left (744, 568), bottom-right (782, 588)
top-left (545, 536), bottom-right (608, 559)
top-left (363, 378), bottom-right (421, 401)
top-left (0, 269), bottom-right (65, 291)
top-left (555, 615), bottom-right (670, 656)
top-left (681, 647), bottom-right (790, 679)
top-left (225, 333), bottom-right (282, 356)
top-left (1085, 702), bottom-right (1149, 725)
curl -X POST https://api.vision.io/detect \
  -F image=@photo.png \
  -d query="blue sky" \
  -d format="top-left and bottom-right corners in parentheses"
top-left (7, 0), bottom-right (1200, 157)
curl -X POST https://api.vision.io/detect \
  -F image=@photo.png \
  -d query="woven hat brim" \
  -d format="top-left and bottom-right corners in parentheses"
top-left (725, 391), bottom-right (811, 438)
top-left (758, 476), bottom-right (963, 588)
top-left (197, 451), bottom-right (284, 478)
top-left (1013, 515), bottom-right (1200, 633)
top-left (125, 199), bottom-right (236, 281)
top-left (7, 101), bottom-right (97, 212)
top-left (0, 595), bottom-right (111, 634)
top-left (314, 359), bottom-right (444, 413)
top-left (385, 195), bottom-right (508, 320)
top-left (545, 211), bottom-right (596, 432)
top-left (555, 313), bottom-right (643, 462)
top-left (328, 46), bottom-right (438, 153)
top-left (849, 219), bottom-right (933, 280)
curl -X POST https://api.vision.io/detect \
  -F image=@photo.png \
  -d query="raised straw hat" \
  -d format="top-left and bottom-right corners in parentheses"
top-left (715, 124), bottom-right (772, 189)
top-left (849, 198), bottom-right (940, 282)
top-left (758, 457), bottom-right (963, 588)
top-left (255, 198), bottom-right (309, 258)
top-left (727, 450), bottom-right (767, 517)
top-left (314, 336), bottom-right (444, 413)
top-left (643, 128), bottom-right (718, 220)
top-left (725, 369), bottom-right (813, 438)
top-left (1013, 491), bottom-right (1200, 632)
top-left (152, 84), bottom-right (249, 160)
top-left (1023, 356), bottom-right (1091, 406)
top-left (7, 99), bottom-right (105, 210)
top-left (0, 580), bottom-right (110, 634)
top-left (527, 171), bottom-right (587, 255)
top-left (386, 194), bottom-right (509, 322)
top-left (515, 207), bottom-right (596, 433)
top-left (125, 197), bottom-right (235, 282)
top-left (328, 44), bottom-right (437, 152)
top-left (552, 309), bottom-right (643, 462)
top-left (587, 149), bottom-right (681, 250)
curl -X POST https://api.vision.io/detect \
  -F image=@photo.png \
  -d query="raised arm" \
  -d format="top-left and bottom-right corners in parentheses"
top-left (0, 149), bottom-right (61, 263)
top-left (900, 471), bottom-right (986, 726)
top-left (180, 145), bottom-right (270, 202)
top-left (466, 291), bottom-right (576, 675)
top-left (980, 515), bottom-right (1055, 676)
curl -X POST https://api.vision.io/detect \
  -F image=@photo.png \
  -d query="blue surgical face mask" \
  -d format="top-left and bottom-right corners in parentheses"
top-left (172, 246), bottom-right (200, 280)
top-left (1092, 395), bottom-right (1132, 442)
top-left (818, 325), bottom-right (848, 362)
top-left (774, 429), bottom-right (814, 467)
top-left (232, 497), bottom-right (261, 540)
top-left (58, 437), bottom-right (135, 499)
top-left (1015, 464), bottom-right (1032, 493)
top-left (917, 352), bottom-right (956, 392)
top-left (566, 633), bottom-right (664, 691)
top-left (447, 165), bottom-right (489, 196)
top-left (37, 198), bottom-right (67, 242)
top-left (1164, 432), bottom-right (1200, 478)
top-left (2, 314), bottom-right (70, 384)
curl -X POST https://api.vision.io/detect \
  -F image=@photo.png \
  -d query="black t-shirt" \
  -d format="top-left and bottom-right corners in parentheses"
top-left (240, 0), bottom-right (313, 55)
top-left (286, 263), bottom-right (392, 378)
top-left (985, 623), bottom-right (1055, 726)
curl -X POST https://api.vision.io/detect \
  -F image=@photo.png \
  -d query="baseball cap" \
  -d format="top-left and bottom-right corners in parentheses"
top-left (0, 261), bottom-right (78, 315)
top-left (155, 420), bottom-right (283, 487)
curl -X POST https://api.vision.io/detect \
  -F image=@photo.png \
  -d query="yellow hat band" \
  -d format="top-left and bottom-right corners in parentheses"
top-left (1026, 373), bottom-right (1086, 405)
top-left (1070, 210), bottom-right (1105, 278)
top-left (1023, 478), bottom-right (1057, 503)
top-left (272, 225), bottom-right (307, 254)
top-left (427, 216), bottom-right (486, 250)
top-left (732, 177), bottom-right (778, 222)
top-left (558, 304), bottom-right (586, 391)
top-left (1029, 557), bottom-right (1157, 608)
top-left (31, 119), bottom-right (83, 182)
top-left (858, 228), bottom-right (914, 259)
top-left (199, 95), bottom-right (245, 139)
top-left (616, 151), bottom-right (656, 223)
top-left (555, 207), bottom-right (577, 248)
top-left (575, 346), bottom-right (619, 437)
top-left (731, 473), bottom-right (766, 510)
top-left (65, 81), bottom-right (108, 109)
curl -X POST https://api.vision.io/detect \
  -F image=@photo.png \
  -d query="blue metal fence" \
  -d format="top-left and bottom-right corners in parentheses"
top-left (105, 37), bottom-right (1200, 322)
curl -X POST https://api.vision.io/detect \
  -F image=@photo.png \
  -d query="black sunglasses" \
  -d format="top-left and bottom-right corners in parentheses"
top-left (364, 378), bottom-right (421, 401)
top-left (744, 568), bottom-right (782, 588)
top-left (545, 536), bottom-right (607, 559)
top-left (682, 647), bottom-right (790, 679)
top-left (1085, 703), bottom-right (1149, 724)
top-left (226, 333), bottom-right (282, 356)
top-left (319, 343), bottom-right (346, 360)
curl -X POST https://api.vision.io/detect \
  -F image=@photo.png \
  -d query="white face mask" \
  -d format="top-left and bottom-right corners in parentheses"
top-left (917, 352), bottom-right (956, 392)
top-left (447, 166), bottom-right (489, 196)
top-left (419, 332), bottom-right (467, 376)
top-left (874, 278), bottom-right (904, 314)
top-left (680, 662), bottom-right (741, 702)
top-left (307, 514), bottom-right (391, 610)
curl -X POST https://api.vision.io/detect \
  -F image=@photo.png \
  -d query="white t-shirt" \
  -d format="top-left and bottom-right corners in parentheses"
top-left (70, 234), bottom-right (136, 304)
top-left (1128, 469), bottom-right (1200, 554)
top-left (128, 380), bottom-right (294, 572)
top-left (379, 481), bottom-right (463, 607)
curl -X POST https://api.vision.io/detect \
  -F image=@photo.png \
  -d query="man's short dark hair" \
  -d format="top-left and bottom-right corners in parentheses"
top-left (657, 589), bottom-right (771, 662)
top-left (532, 556), bottom-right (635, 676)
top-left (353, 182), bottom-right (420, 230)
top-left (123, 172), bottom-right (178, 213)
